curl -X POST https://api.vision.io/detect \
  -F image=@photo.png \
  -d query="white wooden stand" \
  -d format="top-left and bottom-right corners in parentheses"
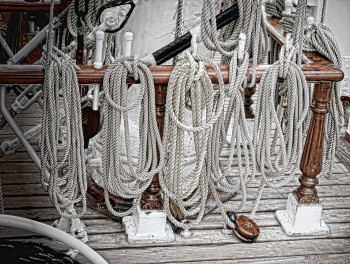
top-left (123, 206), bottom-right (175, 244)
top-left (276, 193), bottom-right (329, 236)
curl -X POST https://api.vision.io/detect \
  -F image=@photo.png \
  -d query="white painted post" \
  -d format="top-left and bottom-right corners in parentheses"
top-left (124, 31), bottom-right (133, 56)
top-left (92, 30), bottom-right (105, 111)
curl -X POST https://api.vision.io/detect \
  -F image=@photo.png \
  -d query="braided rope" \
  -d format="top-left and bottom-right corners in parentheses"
top-left (209, 50), bottom-right (258, 222)
top-left (264, 0), bottom-right (285, 19)
top-left (202, 0), bottom-right (267, 87)
top-left (40, 1), bottom-right (87, 219)
top-left (101, 57), bottom-right (164, 217)
top-left (253, 44), bottom-right (310, 214)
top-left (160, 51), bottom-right (226, 229)
top-left (173, 0), bottom-right (184, 65)
top-left (321, 0), bottom-right (327, 24)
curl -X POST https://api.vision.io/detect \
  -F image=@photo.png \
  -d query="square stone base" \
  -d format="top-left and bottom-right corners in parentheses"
top-left (123, 206), bottom-right (174, 244)
top-left (276, 193), bottom-right (329, 236)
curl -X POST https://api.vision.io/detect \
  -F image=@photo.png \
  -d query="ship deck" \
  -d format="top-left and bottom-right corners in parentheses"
top-left (0, 92), bottom-right (350, 264)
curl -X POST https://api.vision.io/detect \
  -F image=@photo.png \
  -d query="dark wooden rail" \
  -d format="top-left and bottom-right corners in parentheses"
top-left (0, 0), bottom-right (65, 12)
top-left (265, 16), bottom-right (332, 65)
top-left (0, 64), bottom-right (344, 85)
top-left (0, 62), bottom-right (344, 210)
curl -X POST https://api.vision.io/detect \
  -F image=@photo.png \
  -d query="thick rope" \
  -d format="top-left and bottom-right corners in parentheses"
top-left (253, 44), bottom-right (310, 213)
top-left (321, 0), bottom-right (327, 24)
top-left (264, 0), bottom-right (285, 19)
top-left (0, 178), bottom-right (4, 215)
top-left (215, 0), bottom-right (268, 86)
top-left (173, 0), bottom-right (184, 65)
top-left (40, 1), bottom-right (87, 219)
top-left (101, 57), bottom-right (164, 217)
top-left (160, 51), bottom-right (226, 229)
top-left (209, 49), bottom-right (258, 222)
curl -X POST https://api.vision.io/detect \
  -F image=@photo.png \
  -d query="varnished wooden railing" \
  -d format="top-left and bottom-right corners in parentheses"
top-left (0, 0), bottom-right (66, 12)
top-left (0, 63), bottom-right (344, 210)
top-left (265, 16), bottom-right (332, 65)
top-left (0, 14), bottom-right (344, 210)
top-left (0, 64), bottom-right (343, 85)
top-left (264, 15), bottom-right (345, 205)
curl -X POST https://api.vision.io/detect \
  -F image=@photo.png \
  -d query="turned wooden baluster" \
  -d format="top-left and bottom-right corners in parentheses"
top-left (293, 82), bottom-right (333, 203)
top-left (140, 84), bottom-right (166, 210)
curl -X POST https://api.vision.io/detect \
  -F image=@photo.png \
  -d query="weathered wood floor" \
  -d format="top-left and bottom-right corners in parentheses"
top-left (0, 92), bottom-right (350, 264)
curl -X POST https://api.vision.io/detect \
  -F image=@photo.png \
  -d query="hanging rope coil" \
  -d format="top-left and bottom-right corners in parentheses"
top-left (160, 51), bottom-right (226, 229)
top-left (253, 44), bottom-right (310, 201)
top-left (40, 1), bottom-right (87, 219)
top-left (101, 56), bottom-right (165, 217)
top-left (67, 0), bottom-right (100, 39)
top-left (213, 0), bottom-right (268, 87)
top-left (209, 49), bottom-right (259, 223)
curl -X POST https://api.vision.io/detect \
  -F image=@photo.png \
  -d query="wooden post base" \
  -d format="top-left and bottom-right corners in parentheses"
top-left (276, 193), bottom-right (329, 236)
top-left (123, 206), bottom-right (174, 244)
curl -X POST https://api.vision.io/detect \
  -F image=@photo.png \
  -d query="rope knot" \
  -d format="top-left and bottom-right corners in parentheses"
top-left (278, 45), bottom-right (296, 79)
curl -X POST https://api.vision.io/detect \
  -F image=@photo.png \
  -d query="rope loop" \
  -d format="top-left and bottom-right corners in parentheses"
top-left (101, 56), bottom-right (164, 217)
top-left (166, 52), bottom-right (226, 133)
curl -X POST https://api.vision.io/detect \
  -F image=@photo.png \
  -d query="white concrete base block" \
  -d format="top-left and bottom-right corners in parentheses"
top-left (123, 206), bottom-right (174, 244)
top-left (276, 193), bottom-right (329, 236)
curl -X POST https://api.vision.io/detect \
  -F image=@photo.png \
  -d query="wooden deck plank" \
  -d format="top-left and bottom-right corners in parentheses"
top-left (4, 190), bottom-right (350, 210)
top-left (1, 207), bottom-right (349, 239)
top-left (2, 207), bottom-right (348, 230)
top-left (6, 222), bottom-right (349, 251)
top-left (174, 253), bottom-right (350, 264)
top-left (73, 238), bottom-right (350, 263)
top-left (0, 165), bottom-right (348, 185)
top-left (2, 183), bottom-right (350, 203)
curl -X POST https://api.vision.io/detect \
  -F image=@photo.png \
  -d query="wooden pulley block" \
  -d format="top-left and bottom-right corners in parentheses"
top-left (227, 212), bottom-right (260, 243)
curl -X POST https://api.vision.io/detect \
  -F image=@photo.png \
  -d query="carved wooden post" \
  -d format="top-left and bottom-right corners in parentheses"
top-left (293, 82), bottom-right (332, 203)
top-left (276, 81), bottom-right (333, 236)
top-left (140, 84), bottom-right (166, 210)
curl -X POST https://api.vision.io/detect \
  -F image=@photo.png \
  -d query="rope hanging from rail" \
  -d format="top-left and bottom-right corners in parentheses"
top-left (266, 0), bottom-right (344, 179)
top-left (160, 50), bottom-right (226, 229)
top-left (101, 56), bottom-right (165, 217)
top-left (40, 0), bottom-right (87, 221)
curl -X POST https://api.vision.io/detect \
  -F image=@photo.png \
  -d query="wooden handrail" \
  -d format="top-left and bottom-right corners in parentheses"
top-left (265, 16), bottom-right (332, 65)
top-left (0, 0), bottom-right (64, 12)
top-left (0, 63), bottom-right (344, 85)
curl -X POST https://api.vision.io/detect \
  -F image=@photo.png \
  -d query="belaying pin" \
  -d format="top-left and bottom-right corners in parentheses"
top-left (227, 212), bottom-right (260, 243)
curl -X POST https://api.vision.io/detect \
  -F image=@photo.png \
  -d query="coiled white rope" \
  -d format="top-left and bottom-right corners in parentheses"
top-left (160, 51), bottom-right (226, 229)
top-left (209, 49), bottom-right (259, 222)
top-left (264, 0), bottom-right (285, 19)
top-left (254, 44), bottom-right (310, 195)
top-left (101, 56), bottom-right (164, 217)
top-left (40, 1), bottom-right (87, 219)
top-left (210, 0), bottom-right (268, 86)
